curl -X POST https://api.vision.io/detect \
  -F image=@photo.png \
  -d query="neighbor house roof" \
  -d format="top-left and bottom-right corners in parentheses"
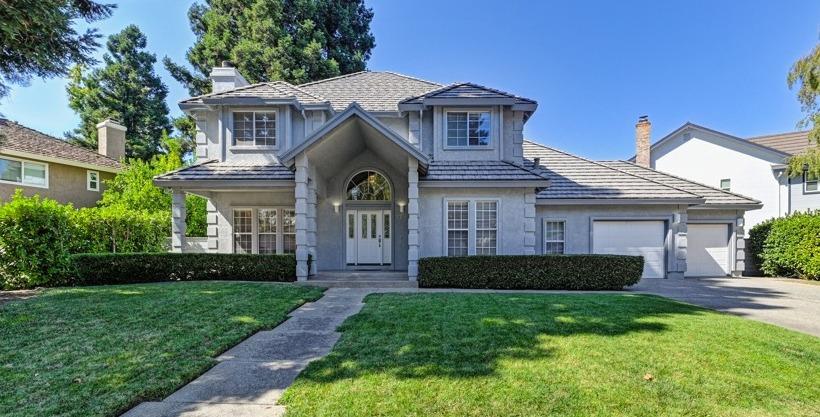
top-left (601, 161), bottom-right (761, 207)
top-left (523, 140), bottom-right (704, 202)
top-left (153, 160), bottom-right (294, 188)
top-left (298, 71), bottom-right (442, 112)
top-left (180, 80), bottom-right (329, 107)
top-left (422, 160), bottom-right (550, 184)
top-left (0, 119), bottom-right (121, 172)
top-left (747, 131), bottom-right (813, 155)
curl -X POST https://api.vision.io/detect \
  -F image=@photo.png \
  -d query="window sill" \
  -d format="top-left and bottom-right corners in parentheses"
top-left (442, 145), bottom-right (494, 151)
top-left (0, 179), bottom-right (48, 189)
top-left (229, 145), bottom-right (279, 152)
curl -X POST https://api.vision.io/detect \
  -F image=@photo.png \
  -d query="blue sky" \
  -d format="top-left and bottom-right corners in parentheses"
top-left (1, 0), bottom-right (818, 159)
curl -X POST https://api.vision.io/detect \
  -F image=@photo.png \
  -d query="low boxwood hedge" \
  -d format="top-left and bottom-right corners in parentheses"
top-left (418, 255), bottom-right (644, 290)
top-left (69, 253), bottom-right (297, 286)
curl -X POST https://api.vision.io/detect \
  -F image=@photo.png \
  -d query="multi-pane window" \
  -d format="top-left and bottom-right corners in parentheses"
top-left (282, 209), bottom-right (296, 254)
top-left (447, 201), bottom-right (469, 256)
top-left (720, 178), bottom-right (731, 192)
top-left (805, 173), bottom-right (819, 193)
top-left (233, 208), bottom-right (294, 254)
top-left (475, 201), bottom-right (497, 255)
top-left (0, 157), bottom-right (47, 187)
top-left (233, 209), bottom-right (253, 254)
top-left (544, 220), bottom-right (565, 254)
top-left (446, 111), bottom-right (491, 147)
top-left (257, 209), bottom-right (277, 254)
top-left (87, 171), bottom-right (100, 191)
top-left (383, 213), bottom-right (391, 239)
top-left (233, 111), bottom-right (276, 146)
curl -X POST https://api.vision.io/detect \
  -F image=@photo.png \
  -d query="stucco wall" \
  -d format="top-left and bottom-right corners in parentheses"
top-left (0, 158), bottom-right (114, 208)
top-left (650, 130), bottom-right (785, 229)
top-left (419, 187), bottom-right (529, 257)
top-left (787, 175), bottom-right (820, 214)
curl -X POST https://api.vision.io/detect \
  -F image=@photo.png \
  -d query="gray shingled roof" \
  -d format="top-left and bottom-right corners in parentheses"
top-left (523, 140), bottom-right (702, 201)
top-left (0, 119), bottom-right (121, 170)
top-left (180, 81), bottom-right (328, 105)
top-left (747, 131), bottom-right (813, 155)
top-left (155, 160), bottom-right (294, 181)
top-left (402, 82), bottom-right (536, 105)
top-left (601, 161), bottom-right (760, 206)
top-left (423, 160), bottom-right (549, 182)
top-left (299, 71), bottom-right (442, 112)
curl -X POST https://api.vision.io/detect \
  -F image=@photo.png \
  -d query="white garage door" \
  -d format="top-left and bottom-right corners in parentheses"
top-left (592, 221), bottom-right (666, 279)
top-left (687, 224), bottom-right (730, 277)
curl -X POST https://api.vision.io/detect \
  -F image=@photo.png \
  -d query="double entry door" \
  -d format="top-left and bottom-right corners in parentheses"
top-left (346, 209), bottom-right (392, 265)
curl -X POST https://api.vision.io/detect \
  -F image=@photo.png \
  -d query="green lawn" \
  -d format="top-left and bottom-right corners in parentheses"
top-left (281, 293), bottom-right (820, 417)
top-left (0, 282), bottom-right (323, 417)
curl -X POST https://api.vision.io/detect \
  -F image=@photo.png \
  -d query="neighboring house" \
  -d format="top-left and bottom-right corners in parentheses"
top-left (0, 118), bottom-right (124, 207)
top-left (154, 64), bottom-right (760, 281)
top-left (636, 121), bottom-right (817, 230)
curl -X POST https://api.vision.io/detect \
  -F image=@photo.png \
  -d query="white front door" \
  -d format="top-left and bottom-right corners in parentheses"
top-left (346, 209), bottom-right (392, 265)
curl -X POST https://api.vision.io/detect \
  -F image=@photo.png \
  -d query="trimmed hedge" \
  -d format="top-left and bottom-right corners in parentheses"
top-left (69, 253), bottom-right (297, 285)
top-left (747, 218), bottom-right (775, 276)
top-left (760, 211), bottom-right (820, 280)
top-left (418, 255), bottom-right (644, 290)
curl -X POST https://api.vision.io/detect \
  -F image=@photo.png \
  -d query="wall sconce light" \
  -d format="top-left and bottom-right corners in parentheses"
top-left (333, 202), bottom-right (341, 213)
top-left (398, 201), bottom-right (406, 213)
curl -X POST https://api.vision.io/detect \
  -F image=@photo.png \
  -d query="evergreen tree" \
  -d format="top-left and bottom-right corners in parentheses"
top-left (164, 0), bottom-right (376, 96)
top-left (66, 25), bottom-right (172, 160)
top-left (0, 0), bottom-right (114, 98)
top-left (786, 42), bottom-right (820, 177)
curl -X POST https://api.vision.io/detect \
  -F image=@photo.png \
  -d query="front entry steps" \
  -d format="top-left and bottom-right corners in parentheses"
top-left (297, 271), bottom-right (417, 288)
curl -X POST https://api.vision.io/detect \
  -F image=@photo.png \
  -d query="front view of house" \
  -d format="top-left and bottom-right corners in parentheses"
top-left (155, 65), bottom-right (761, 281)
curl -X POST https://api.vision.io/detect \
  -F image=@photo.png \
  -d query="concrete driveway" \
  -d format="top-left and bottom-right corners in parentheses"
top-left (631, 277), bottom-right (820, 337)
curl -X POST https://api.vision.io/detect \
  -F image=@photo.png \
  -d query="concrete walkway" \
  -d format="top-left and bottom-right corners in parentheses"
top-left (631, 277), bottom-right (820, 337)
top-left (122, 288), bottom-right (372, 417)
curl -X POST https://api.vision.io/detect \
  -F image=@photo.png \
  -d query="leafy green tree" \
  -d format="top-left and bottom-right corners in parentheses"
top-left (164, 0), bottom-right (376, 96)
top-left (99, 134), bottom-right (206, 236)
top-left (0, 0), bottom-right (114, 98)
top-left (66, 24), bottom-right (172, 160)
top-left (786, 42), bottom-right (820, 177)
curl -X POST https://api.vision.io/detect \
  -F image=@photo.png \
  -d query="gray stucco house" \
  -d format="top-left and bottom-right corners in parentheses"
top-left (154, 65), bottom-right (760, 281)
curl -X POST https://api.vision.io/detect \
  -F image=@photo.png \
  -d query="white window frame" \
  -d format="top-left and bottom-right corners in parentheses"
top-left (444, 109), bottom-right (493, 149)
top-left (0, 156), bottom-right (48, 189)
top-left (804, 172), bottom-right (819, 194)
top-left (86, 170), bottom-right (100, 192)
top-left (231, 110), bottom-right (278, 149)
top-left (474, 200), bottom-right (498, 255)
top-left (231, 206), bottom-right (295, 254)
top-left (543, 219), bottom-right (566, 255)
top-left (720, 178), bottom-right (731, 192)
top-left (443, 198), bottom-right (502, 256)
top-left (446, 200), bottom-right (470, 257)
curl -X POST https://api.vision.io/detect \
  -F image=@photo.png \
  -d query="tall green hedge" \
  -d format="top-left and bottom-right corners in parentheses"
top-left (69, 253), bottom-right (296, 285)
top-left (0, 192), bottom-right (167, 289)
top-left (747, 218), bottom-right (774, 276)
top-left (418, 255), bottom-right (644, 290)
top-left (759, 211), bottom-right (820, 280)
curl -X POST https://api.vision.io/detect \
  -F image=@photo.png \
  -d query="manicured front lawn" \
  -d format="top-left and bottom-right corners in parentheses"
top-left (281, 293), bottom-right (820, 417)
top-left (0, 282), bottom-right (323, 417)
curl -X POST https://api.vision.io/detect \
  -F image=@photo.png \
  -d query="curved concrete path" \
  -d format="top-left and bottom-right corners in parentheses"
top-left (122, 288), bottom-right (374, 417)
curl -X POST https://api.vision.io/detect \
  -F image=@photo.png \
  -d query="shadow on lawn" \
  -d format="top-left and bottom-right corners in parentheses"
top-left (299, 293), bottom-right (705, 382)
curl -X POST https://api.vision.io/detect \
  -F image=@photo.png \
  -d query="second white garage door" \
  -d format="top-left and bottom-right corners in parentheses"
top-left (592, 221), bottom-right (666, 279)
top-left (686, 223), bottom-right (730, 277)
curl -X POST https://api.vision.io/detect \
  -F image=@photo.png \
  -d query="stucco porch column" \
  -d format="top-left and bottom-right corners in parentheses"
top-left (733, 215), bottom-right (745, 277)
top-left (407, 157), bottom-right (420, 281)
top-left (670, 206), bottom-right (688, 279)
top-left (307, 176), bottom-right (318, 275)
top-left (171, 190), bottom-right (186, 253)
top-left (295, 154), bottom-right (309, 281)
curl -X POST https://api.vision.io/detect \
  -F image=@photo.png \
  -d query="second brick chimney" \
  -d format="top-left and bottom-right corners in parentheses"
top-left (635, 115), bottom-right (651, 168)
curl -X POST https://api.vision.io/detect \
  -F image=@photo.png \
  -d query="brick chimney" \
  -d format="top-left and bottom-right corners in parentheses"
top-left (96, 119), bottom-right (126, 160)
top-left (635, 115), bottom-right (651, 168)
top-left (209, 60), bottom-right (250, 93)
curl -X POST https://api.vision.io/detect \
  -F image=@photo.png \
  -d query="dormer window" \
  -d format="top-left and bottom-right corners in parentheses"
top-left (446, 111), bottom-right (490, 147)
top-left (233, 111), bottom-right (276, 146)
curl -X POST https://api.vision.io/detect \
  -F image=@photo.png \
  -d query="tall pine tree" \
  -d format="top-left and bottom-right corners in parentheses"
top-left (164, 0), bottom-right (376, 96)
top-left (67, 25), bottom-right (172, 160)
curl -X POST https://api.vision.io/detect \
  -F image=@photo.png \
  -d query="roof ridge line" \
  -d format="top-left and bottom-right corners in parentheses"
top-left (0, 120), bottom-right (120, 164)
top-left (746, 130), bottom-right (811, 140)
top-left (523, 139), bottom-right (702, 198)
top-left (605, 160), bottom-right (761, 203)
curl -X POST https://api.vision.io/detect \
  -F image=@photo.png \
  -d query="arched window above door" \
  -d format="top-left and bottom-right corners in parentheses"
top-left (346, 170), bottom-right (392, 201)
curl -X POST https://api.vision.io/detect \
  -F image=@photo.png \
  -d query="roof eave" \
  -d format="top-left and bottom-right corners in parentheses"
top-left (0, 148), bottom-right (121, 173)
top-left (419, 179), bottom-right (550, 188)
top-left (536, 197), bottom-right (706, 205)
top-left (153, 178), bottom-right (296, 189)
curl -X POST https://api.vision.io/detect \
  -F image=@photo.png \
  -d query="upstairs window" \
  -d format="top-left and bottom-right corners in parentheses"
top-left (446, 111), bottom-right (490, 147)
top-left (806, 173), bottom-right (819, 193)
top-left (0, 157), bottom-right (47, 188)
top-left (233, 111), bottom-right (276, 146)
top-left (87, 171), bottom-right (100, 192)
top-left (720, 178), bottom-right (731, 191)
